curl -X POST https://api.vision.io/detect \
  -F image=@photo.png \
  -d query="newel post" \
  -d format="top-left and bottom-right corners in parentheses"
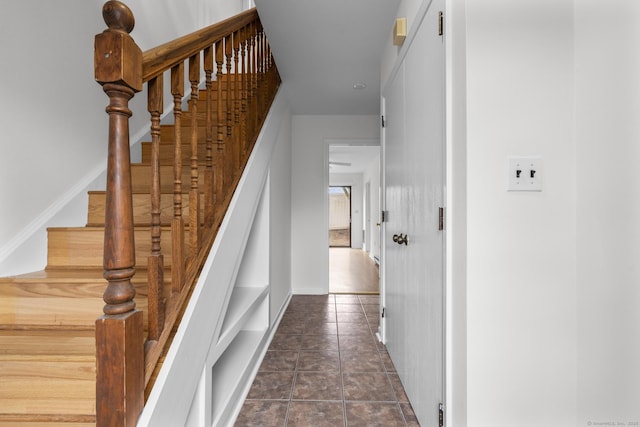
top-left (94, 2), bottom-right (144, 426)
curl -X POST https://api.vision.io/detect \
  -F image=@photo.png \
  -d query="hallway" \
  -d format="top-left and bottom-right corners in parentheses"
top-left (234, 294), bottom-right (419, 426)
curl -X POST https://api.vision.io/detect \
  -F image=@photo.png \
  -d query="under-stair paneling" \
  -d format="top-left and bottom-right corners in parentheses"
top-left (138, 90), bottom-right (290, 427)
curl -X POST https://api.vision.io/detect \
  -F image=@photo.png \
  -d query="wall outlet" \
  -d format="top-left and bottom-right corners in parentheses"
top-left (507, 156), bottom-right (542, 191)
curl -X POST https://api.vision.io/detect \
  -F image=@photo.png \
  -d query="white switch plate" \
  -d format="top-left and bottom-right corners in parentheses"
top-left (507, 156), bottom-right (542, 191)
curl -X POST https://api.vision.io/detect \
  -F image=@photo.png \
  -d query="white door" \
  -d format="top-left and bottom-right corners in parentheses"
top-left (382, 2), bottom-right (445, 426)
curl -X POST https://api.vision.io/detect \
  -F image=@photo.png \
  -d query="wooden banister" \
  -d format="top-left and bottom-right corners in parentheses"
top-left (141, 9), bottom-right (258, 82)
top-left (94, 1), bottom-right (280, 425)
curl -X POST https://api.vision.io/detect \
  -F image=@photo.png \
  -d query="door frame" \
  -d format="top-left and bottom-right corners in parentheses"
top-left (324, 138), bottom-right (380, 288)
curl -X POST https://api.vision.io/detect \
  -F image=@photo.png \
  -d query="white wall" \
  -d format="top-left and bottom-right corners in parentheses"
top-left (466, 0), bottom-right (577, 425)
top-left (381, 0), bottom-right (423, 86)
top-left (0, 0), bottom-right (246, 275)
top-left (575, 1), bottom-right (640, 424)
top-left (291, 115), bottom-right (379, 294)
top-left (329, 173), bottom-right (364, 249)
top-left (363, 153), bottom-right (381, 261)
top-left (269, 106), bottom-right (293, 322)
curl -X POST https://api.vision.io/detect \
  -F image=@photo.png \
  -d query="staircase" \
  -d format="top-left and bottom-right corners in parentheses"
top-left (0, 89), bottom-right (224, 426)
top-left (0, 2), bottom-right (280, 425)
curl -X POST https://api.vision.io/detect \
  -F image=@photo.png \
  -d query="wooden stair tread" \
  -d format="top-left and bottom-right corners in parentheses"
top-left (47, 226), bottom-right (186, 269)
top-left (140, 141), bottom-right (210, 165)
top-left (3, 268), bottom-right (162, 283)
top-left (0, 330), bottom-right (95, 357)
top-left (0, 421), bottom-right (94, 426)
top-left (130, 164), bottom-right (208, 192)
top-left (0, 329), bottom-right (96, 420)
top-left (0, 421), bottom-right (95, 426)
top-left (0, 297), bottom-right (101, 329)
top-left (0, 267), bottom-right (169, 329)
top-left (87, 192), bottom-right (203, 227)
top-left (0, 360), bottom-right (95, 381)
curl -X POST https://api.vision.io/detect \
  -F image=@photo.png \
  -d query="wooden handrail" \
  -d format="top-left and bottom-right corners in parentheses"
top-left (94, 1), bottom-right (280, 425)
top-left (142, 8), bottom-right (258, 82)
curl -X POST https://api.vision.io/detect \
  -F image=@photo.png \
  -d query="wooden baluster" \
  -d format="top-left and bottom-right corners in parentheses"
top-left (261, 26), bottom-right (268, 113)
top-left (215, 40), bottom-right (225, 207)
top-left (171, 63), bottom-right (185, 293)
top-left (225, 34), bottom-right (233, 188)
top-left (94, 2), bottom-right (144, 426)
top-left (255, 25), bottom-right (263, 135)
top-left (240, 26), bottom-right (248, 162)
top-left (233, 30), bottom-right (241, 176)
top-left (147, 75), bottom-right (164, 341)
top-left (203, 46), bottom-right (215, 228)
top-left (249, 23), bottom-right (257, 144)
top-left (188, 53), bottom-right (201, 256)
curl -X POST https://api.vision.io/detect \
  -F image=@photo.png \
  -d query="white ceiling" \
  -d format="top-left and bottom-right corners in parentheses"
top-left (329, 145), bottom-right (380, 174)
top-left (254, 0), bottom-right (400, 115)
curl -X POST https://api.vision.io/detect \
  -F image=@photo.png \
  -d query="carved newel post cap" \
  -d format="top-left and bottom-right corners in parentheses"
top-left (102, 0), bottom-right (135, 33)
top-left (95, 0), bottom-right (142, 91)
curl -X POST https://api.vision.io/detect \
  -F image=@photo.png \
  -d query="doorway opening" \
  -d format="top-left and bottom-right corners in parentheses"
top-left (326, 143), bottom-right (381, 294)
top-left (329, 186), bottom-right (352, 247)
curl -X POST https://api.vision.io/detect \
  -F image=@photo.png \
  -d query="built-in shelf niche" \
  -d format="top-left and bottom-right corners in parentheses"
top-left (204, 175), bottom-right (271, 426)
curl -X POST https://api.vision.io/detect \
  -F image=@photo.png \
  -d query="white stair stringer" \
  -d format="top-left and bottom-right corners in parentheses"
top-left (138, 90), bottom-right (289, 427)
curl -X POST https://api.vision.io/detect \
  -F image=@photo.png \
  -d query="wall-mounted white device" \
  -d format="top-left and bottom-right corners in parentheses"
top-left (507, 156), bottom-right (542, 191)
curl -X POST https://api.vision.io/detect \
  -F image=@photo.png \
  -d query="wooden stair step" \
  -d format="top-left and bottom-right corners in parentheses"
top-left (0, 328), bottom-right (96, 424)
top-left (46, 226), bottom-right (187, 269)
top-left (160, 124), bottom-right (208, 143)
top-left (181, 110), bottom-right (242, 126)
top-left (197, 78), bottom-right (240, 100)
top-left (131, 164), bottom-right (208, 193)
top-left (0, 421), bottom-right (94, 427)
top-left (0, 270), bottom-right (168, 330)
top-left (0, 296), bottom-right (101, 329)
top-left (0, 359), bottom-right (95, 418)
top-left (0, 330), bottom-right (95, 358)
top-left (141, 141), bottom-right (209, 165)
top-left (87, 191), bottom-right (203, 227)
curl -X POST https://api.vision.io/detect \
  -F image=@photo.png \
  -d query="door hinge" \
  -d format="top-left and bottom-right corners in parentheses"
top-left (381, 210), bottom-right (387, 223)
top-left (438, 11), bottom-right (444, 36)
top-left (381, 307), bottom-right (385, 318)
top-left (439, 403), bottom-right (444, 427)
top-left (381, 115), bottom-right (386, 128)
top-left (438, 207), bottom-right (445, 230)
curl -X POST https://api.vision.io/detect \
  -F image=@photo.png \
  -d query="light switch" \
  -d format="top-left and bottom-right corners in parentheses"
top-left (507, 156), bottom-right (542, 191)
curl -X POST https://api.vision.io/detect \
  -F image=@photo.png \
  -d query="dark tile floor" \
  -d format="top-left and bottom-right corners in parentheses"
top-left (235, 294), bottom-right (420, 426)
